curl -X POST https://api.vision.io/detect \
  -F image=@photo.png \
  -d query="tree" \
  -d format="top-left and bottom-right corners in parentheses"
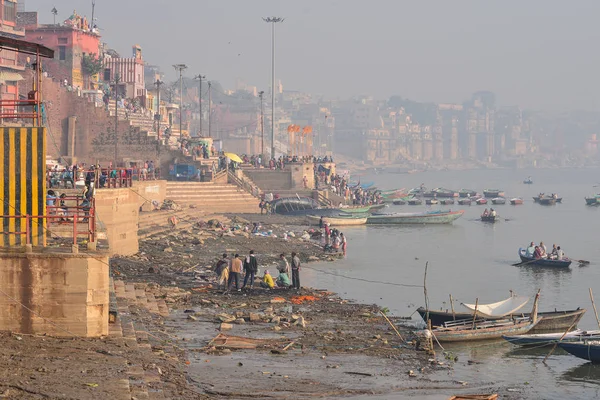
top-left (82, 53), bottom-right (103, 77)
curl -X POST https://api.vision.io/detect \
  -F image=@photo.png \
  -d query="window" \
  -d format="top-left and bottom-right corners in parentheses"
top-left (58, 37), bottom-right (68, 44)
top-left (58, 46), bottom-right (66, 61)
top-left (103, 68), bottom-right (111, 82)
top-left (3, 1), bottom-right (16, 23)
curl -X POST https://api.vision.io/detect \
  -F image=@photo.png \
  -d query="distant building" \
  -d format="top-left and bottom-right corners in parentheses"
top-left (1, 0), bottom-right (26, 114)
top-left (102, 45), bottom-right (146, 100)
top-left (20, 10), bottom-right (101, 89)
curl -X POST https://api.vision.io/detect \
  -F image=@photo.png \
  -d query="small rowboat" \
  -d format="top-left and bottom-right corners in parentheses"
top-left (533, 195), bottom-right (562, 203)
top-left (483, 189), bottom-right (505, 197)
top-left (306, 214), bottom-right (367, 226)
top-left (458, 198), bottom-right (472, 205)
top-left (481, 215), bottom-right (499, 223)
top-left (392, 199), bottom-right (406, 205)
top-left (502, 329), bottom-right (600, 346)
top-left (523, 178), bottom-right (533, 184)
top-left (518, 248), bottom-right (572, 268)
top-left (458, 189), bottom-right (478, 198)
top-left (510, 197), bottom-right (524, 205)
top-left (417, 307), bottom-right (585, 333)
top-left (407, 198), bottom-right (422, 205)
top-left (491, 197), bottom-right (506, 205)
top-left (425, 199), bottom-right (439, 205)
top-left (585, 195), bottom-right (600, 206)
top-left (476, 198), bottom-right (488, 205)
top-left (559, 341), bottom-right (600, 363)
top-left (440, 198), bottom-right (455, 205)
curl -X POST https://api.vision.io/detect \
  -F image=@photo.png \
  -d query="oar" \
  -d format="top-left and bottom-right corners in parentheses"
top-left (577, 259), bottom-right (590, 265)
top-left (512, 258), bottom-right (540, 267)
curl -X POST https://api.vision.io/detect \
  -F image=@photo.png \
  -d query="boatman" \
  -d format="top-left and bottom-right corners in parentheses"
top-left (525, 242), bottom-right (536, 257)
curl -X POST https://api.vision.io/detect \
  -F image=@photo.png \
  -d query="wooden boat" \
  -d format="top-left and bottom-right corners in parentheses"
top-left (523, 177), bottom-right (533, 184)
top-left (491, 197), bottom-right (506, 205)
top-left (483, 189), bottom-right (505, 197)
top-left (367, 210), bottom-right (464, 225)
top-left (417, 307), bottom-right (585, 333)
top-left (502, 329), bottom-right (600, 346)
top-left (392, 199), bottom-right (406, 205)
top-left (449, 395), bottom-right (497, 400)
top-left (533, 194), bottom-right (562, 203)
top-left (407, 198), bottom-right (422, 205)
top-left (432, 188), bottom-right (458, 198)
top-left (457, 198), bottom-right (472, 205)
top-left (429, 292), bottom-right (540, 342)
top-left (306, 214), bottom-right (367, 226)
top-left (538, 197), bottom-right (556, 205)
top-left (510, 197), bottom-right (524, 205)
top-left (440, 198), bottom-right (455, 205)
top-left (518, 248), bottom-right (572, 268)
top-left (342, 204), bottom-right (386, 214)
top-left (475, 198), bottom-right (488, 205)
top-left (559, 341), bottom-right (600, 363)
top-left (481, 215), bottom-right (498, 223)
top-left (585, 195), bottom-right (600, 206)
top-left (458, 189), bottom-right (478, 198)
top-left (425, 199), bottom-right (439, 205)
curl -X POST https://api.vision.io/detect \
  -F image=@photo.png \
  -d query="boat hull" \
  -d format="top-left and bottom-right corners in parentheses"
top-left (306, 215), bottom-right (367, 226)
top-left (440, 199), bottom-right (455, 205)
top-left (510, 198), bottom-right (524, 205)
top-left (417, 307), bottom-right (585, 333)
top-left (481, 215), bottom-right (499, 223)
top-left (518, 249), bottom-right (572, 268)
top-left (433, 320), bottom-right (536, 342)
top-left (502, 329), bottom-right (600, 346)
top-left (491, 198), bottom-right (506, 205)
top-left (367, 210), bottom-right (464, 225)
top-left (585, 197), bottom-right (600, 206)
top-left (458, 199), bottom-right (472, 205)
top-left (533, 196), bottom-right (562, 203)
top-left (483, 190), bottom-right (505, 198)
top-left (459, 189), bottom-right (477, 198)
top-left (559, 342), bottom-right (600, 363)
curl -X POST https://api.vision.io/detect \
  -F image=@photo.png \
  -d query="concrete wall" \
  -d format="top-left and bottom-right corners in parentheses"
top-left (0, 252), bottom-right (109, 337)
top-left (95, 188), bottom-right (139, 256)
top-left (131, 180), bottom-right (167, 211)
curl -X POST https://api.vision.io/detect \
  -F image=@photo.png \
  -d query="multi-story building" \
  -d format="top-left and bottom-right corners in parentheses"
top-left (20, 10), bottom-right (100, 89)
top-left (102, 45), bottom-right (146, 100)
top-left (0, 0), bottom-right (26, 114)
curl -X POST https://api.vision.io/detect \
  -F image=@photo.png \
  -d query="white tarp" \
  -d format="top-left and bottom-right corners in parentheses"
top-left (462, 296), bottom-right (529, 318)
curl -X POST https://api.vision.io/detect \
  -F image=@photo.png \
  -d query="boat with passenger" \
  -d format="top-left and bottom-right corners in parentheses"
top-left (533, 193), bottom-right (562, 203)
top-left (518, 248), bottom-right (572, 268)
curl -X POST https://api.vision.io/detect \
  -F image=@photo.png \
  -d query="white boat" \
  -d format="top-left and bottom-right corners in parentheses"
top-left (462, 296), bottom-right (529, 319)
top-left (306, 214), bottom-right (367, 226)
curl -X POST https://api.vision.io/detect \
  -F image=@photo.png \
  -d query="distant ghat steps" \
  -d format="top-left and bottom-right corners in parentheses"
top-left (107, 100), bottom-right (158, 140)
top-left (165, 181), bottom-right (259, 214)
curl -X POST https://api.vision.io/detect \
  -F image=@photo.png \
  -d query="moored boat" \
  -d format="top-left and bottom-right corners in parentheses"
top-left (491, 197), bottom-right (506, 205)
top-left (392, 199), bottom-right (406, 205)
top-left (538, 197), bottom-right (556, 205)
top-left (432, 188), bottom-right (458, 198)
top-left (459, 189), bottom-right (478, 198)
top-left (483, 189), bottom-right (505, 198)
top-left (585, 195), bottom-right (600, 206)
top-left (502, 329), bottom-right (600, 346)
top-left (407, 198), bottom-right (423, 205)
top-left (306, 214), bottom-right (367, 226)
top-left (559, 342), bottom-right (600, 363)
top-left (533, 194), bottom-right (562, 203)
top-left (440, 198), bottom-right (455, 205)
top-left (417, 307), bottom-right (586, 333)
top-left (510, 197), bottom-right (524, 205)
top-left (523, 177), bottom-right (533, 184)
top-left (518, 248), bottom-right (572, 268)
top-left (427, 292), bottom-right (540, 342)
top-left (476, 198), bottom-right (488, 205)
top-left (425, 199), bottom-right (439, 205)
top-left (457, 198), bottom-right (472, 205)
top-left (367, 210), bottom-right (464, 225)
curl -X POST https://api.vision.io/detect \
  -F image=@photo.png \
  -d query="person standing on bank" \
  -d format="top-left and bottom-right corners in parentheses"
top-left (242, 250), bottom-right (258, 290)
top-left (291, 252), bottom-right (301, 290)
top-left (228, 254), bottom-right (243, 292)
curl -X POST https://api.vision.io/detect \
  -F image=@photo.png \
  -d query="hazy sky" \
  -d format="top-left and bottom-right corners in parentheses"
top-left (25, 0), bottom-right (600, 110)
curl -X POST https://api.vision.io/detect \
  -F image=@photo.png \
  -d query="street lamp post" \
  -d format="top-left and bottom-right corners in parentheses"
top-left (155, 78), bottom-right (163, 152)
top-left (173, 64), bottom-right (187, 143)
top-left (114, 73), bottom-right (120, 166)
top-left (259, 91), bottom-right (264, 161)
top-left (263, 16), bottom-right (284, 160)
top-left (194, 74), bottom-right (205, 136)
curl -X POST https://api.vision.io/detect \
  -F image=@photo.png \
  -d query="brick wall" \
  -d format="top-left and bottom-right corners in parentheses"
top-left (21, 71), bottom-right (176, 171)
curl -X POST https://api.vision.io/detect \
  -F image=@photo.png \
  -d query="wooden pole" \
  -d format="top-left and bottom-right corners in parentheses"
top-left (449, 294), bottom-right (456, 321)
top-left (423, 262), bottom-right (429, 322)
top-left (543, 319), bottom-right (578, 364)
top-left (427, 319), bottom-right (435, 355)
top-left (471, 298), bottom-right (479, 330)
top-left (590, 288), bottom-right (600, 330)
top-left (380, 310), bottom-right (404, 342)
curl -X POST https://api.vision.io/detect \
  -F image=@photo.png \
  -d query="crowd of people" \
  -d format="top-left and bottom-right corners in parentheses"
top-left (524, 241), bottom-right (565, 260)
top-left (319, 217), bottom-right (348, 255)
top-left (213, 251), bottom-right (302, 292)
top-left (47, 161), bottom-right (158, 189)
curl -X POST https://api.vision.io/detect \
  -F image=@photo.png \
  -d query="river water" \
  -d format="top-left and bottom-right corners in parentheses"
top-left (302, 167), bottom-right (600, 399)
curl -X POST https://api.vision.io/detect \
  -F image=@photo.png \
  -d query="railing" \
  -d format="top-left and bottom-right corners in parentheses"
top-left (47, 167), bottom-right (160, 190)
top-left (227, 170), bottom-right (262, 198)
top-left (317, 191), bottom-right (333, 207)
top-left (0, 215), bottom-right (31, 245)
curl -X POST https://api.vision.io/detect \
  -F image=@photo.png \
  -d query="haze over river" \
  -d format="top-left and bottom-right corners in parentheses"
top-left (303, 167), bottom-right (600, 399)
